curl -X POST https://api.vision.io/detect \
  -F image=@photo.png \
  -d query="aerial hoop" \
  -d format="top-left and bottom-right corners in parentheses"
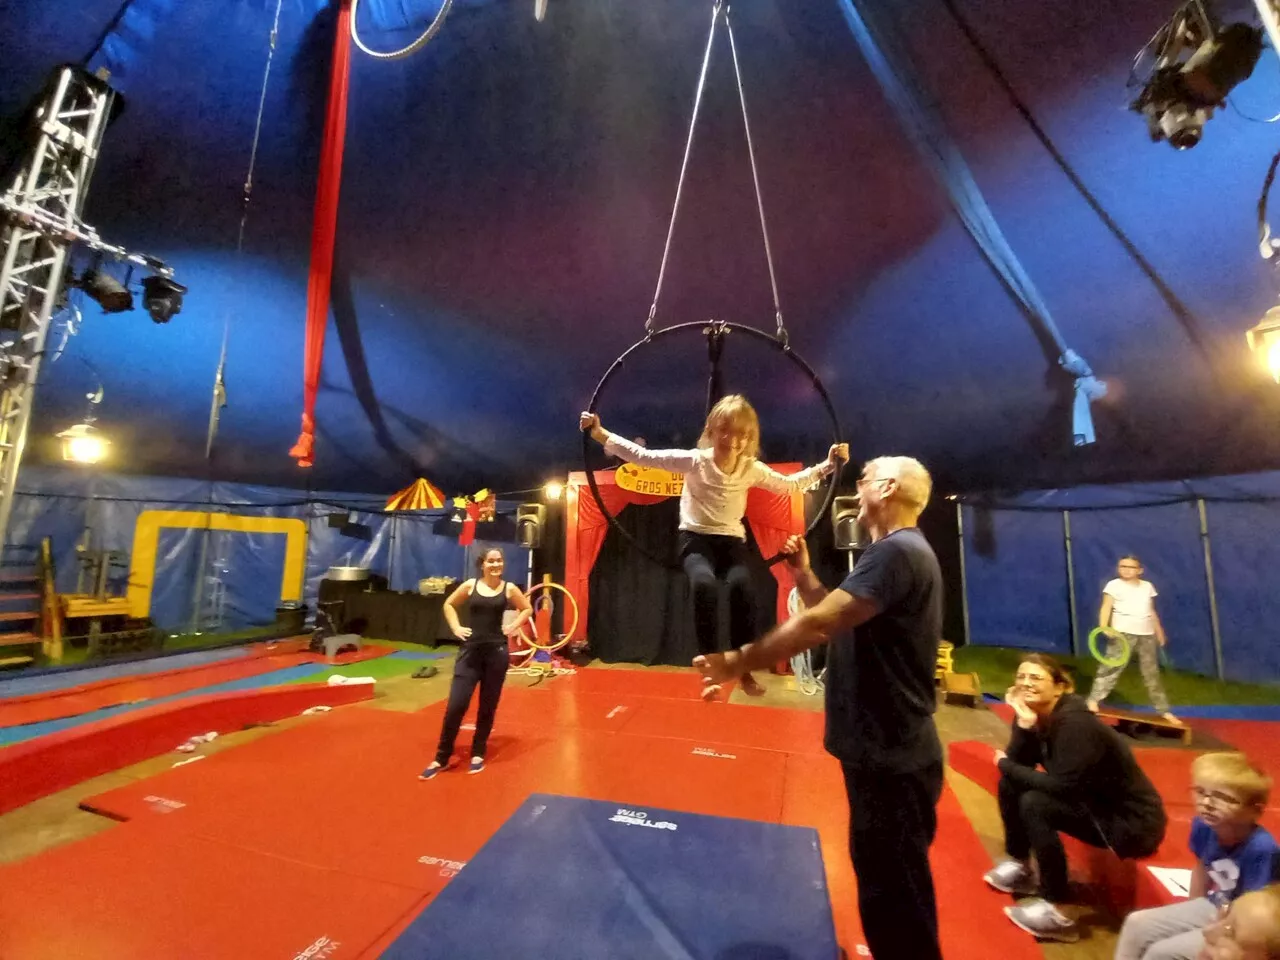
top-left (581, 321), bottom-right (843, 570)
top-left (350, 0), bottom-right (453, 60)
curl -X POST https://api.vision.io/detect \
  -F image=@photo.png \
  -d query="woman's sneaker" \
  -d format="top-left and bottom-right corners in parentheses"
top-left (1003, 899), bottom-right (1079, 943)
top-left (983, 859), bottom-right (1036, 895)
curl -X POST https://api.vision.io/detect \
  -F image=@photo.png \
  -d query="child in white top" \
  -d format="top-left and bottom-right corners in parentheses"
top-left (581, 395), bottom-right (847, 700)
top-left (1086, 554), bottom-right (1179, 725)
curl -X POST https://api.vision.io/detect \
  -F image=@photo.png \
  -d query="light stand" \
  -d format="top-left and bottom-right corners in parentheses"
top-left (0, 65), bottom-right (177, 552)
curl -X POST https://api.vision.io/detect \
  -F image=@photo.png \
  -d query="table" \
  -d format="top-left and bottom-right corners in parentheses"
top-left (317, 579), bottom-right (454, 646)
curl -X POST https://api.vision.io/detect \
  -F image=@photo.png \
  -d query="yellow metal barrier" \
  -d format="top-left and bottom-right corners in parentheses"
top-left (127, 511), bottom-right (307, 620)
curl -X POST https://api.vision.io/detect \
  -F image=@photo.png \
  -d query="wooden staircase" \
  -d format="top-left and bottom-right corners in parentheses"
top-left (0, 541), bottom-right (50, 669)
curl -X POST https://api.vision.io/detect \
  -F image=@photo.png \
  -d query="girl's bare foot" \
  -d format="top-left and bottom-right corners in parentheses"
top-left (1162, 712), bottom-right (1182, 726)
top-left (1086, 700), bottom-right (1099, 714)
top-left (740, 672), bottom-right (766, 697)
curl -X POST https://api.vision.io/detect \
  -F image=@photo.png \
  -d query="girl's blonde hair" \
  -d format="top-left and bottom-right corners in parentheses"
top-left (1192, 752), bottom-right (1274, 807)
top-left (697, 394), bottom-right (760, 460)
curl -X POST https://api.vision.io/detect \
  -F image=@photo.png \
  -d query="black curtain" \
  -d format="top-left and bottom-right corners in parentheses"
top-left (587, 499), bottom-right (779, 666)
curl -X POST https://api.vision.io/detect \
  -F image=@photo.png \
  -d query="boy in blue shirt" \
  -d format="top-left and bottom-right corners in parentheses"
top-left (1115, 752), bottom-right (1277, 960)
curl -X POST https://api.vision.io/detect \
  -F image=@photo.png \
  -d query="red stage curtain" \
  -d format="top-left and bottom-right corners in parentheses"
top-left (289, 0), bottom-right (353, 468)
top-left (745, 471), bottom-right (806, 674)
top-left (566, 477), bottom-right (662, 642)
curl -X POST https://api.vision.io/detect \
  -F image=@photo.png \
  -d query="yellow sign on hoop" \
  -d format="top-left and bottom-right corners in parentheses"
top-left (615, 463), bottom-right (684, 498)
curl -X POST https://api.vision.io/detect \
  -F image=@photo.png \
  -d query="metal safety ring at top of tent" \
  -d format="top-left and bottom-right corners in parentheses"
top-left (581, 320), bottom-right (843, 571)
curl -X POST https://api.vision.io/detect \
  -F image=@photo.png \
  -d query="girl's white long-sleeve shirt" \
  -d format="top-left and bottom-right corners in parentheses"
top-left (602, 433), bottom-right (834, 541)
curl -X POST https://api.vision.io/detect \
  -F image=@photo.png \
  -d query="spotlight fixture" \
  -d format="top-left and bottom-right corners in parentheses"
top-left (141, 275), bottom-right (187, 324)
top-left (1247, 305), bottom-right (1280, 382)
top-left (543, 480), bottom-right (563, 501)
top-left (1130, 4), bottom-right (1263, 149)
top-left (78, 268), bottom-right (133, 313)
top-left (56, 421), bottom-right (108, 464)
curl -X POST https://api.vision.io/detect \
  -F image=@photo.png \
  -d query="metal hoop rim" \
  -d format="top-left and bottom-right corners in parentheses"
top-left (581, 320), bottom-right (843, 570)
top-left (514, 581), bottom-right (578, 653)
top-left (1088, 626), bottom-right (1131, 668)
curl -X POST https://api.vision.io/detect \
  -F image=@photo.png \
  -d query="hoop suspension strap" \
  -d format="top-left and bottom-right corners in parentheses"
top-left (646, 1), bottom-right (789, 347)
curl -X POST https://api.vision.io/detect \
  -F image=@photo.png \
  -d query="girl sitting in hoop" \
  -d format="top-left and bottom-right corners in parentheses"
top-left (581, 395), bottom-right (847, 700)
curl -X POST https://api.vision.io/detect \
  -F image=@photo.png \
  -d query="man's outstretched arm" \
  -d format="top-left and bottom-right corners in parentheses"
top-left (696, 588), bottom-right (880, 682)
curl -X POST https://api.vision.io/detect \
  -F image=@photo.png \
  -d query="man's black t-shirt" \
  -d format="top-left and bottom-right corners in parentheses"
top-left (824, 527), bottom-right (943, 773)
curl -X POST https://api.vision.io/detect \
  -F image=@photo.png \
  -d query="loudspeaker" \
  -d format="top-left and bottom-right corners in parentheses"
top-left (516, 503), bottom-right (547, 548)
top-left (832, 495), bottom-right (865, 551)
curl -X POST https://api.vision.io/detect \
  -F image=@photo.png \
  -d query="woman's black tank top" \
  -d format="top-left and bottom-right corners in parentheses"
top-left (467, 581), bottom-right (509, 643)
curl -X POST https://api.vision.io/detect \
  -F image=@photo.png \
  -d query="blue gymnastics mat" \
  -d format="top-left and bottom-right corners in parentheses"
top-left (381, 792), bottom-right (840, 960)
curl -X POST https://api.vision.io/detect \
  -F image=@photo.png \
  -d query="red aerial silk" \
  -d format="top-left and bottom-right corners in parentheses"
top-left (290, 0), bottom-right (353, 468)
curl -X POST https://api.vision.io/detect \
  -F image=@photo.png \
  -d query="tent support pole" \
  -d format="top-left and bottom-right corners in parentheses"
top-left (1198, 498), bottom-right (1226, 680)
top-left (1064, 510), bottom-right (1081, 657)
top-left (957, 501), bottom-right (971, 646)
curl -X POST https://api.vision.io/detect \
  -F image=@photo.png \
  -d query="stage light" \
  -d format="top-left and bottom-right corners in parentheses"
top-left (516, 503), bottom-right (546, 548)
top-left (78, 269), bottom-right (132, 313)
top-left (544, 480), bottom-right (563, 500)
top-left (832, 495), bottom-right (865, 551)
top-left (1247, 305), bottom-right (1280, 382)
top-left (141, 275), bottom-right (186, 323)
top-left (56, 421), bottom-right (108, 464)
top-left (1130, 6), bottom-right (1263, 149)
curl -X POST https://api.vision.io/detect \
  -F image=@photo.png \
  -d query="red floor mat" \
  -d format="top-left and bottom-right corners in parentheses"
top-left (0, 818), bottom-right (422, 960)
top-left (83, 706), bottom-right (554, 892)
top-left (1, 681), bottom-right (375, 816)
top-left (621, 695), bottom-right (828, 754)
top-left (1198, 719), bottom-right (1280, 775)
top-left (81, 705), bottom-right (789, 883)
top-left (550, 666), bottom-right (738, 699)
top-left (456, 686), bottom-right (645, 735)
top-left (0, 657), bottom-right (303, 727)
top-left (0, 643), bottom-right (395, 728)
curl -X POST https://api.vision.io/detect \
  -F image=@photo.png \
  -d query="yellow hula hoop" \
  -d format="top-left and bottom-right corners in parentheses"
top-left (1088, 626), bottom-right (1131, 668)
top-left (513, 581), bottom-right (579, 655)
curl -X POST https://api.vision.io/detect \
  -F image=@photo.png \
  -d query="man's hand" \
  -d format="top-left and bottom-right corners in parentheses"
top-left (780, 534), bottom-right (810, 573)
top-left (994, 749), bottom-right (1007, 766)
top-left (827, 443), bottom-right (850, 467)
top-left (1005, 685), bottom-right (1037, 729)
top-left (694, 651), bottom-right (742, 686)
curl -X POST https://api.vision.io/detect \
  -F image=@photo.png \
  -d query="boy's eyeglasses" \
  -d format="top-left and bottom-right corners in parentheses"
top-left (1191, 786), bottom-right (1245, 807)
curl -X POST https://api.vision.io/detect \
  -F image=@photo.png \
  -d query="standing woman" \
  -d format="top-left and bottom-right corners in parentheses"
top-left (421, 548), bottom-right (531, 779)
top-left (984, 653), bottom-right (1167, 943)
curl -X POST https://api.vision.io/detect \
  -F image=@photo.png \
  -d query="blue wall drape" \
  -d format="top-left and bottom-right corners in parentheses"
top-left (9, 466), bottom-right (522, 632)
top-left (962, 472), bottom-right (1280, 683)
